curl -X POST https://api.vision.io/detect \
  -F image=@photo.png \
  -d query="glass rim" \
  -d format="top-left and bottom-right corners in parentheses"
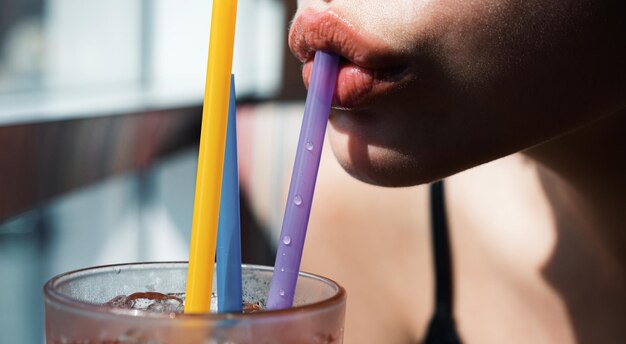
top-left (44, 261), bottom-right (346, 321)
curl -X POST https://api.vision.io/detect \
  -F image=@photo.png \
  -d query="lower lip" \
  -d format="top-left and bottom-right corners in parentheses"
top-left (302, 59), bottom-right (406, 110)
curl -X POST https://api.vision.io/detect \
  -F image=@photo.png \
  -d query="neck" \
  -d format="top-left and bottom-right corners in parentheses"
top-left (525, 109), bottom-right (626, 269)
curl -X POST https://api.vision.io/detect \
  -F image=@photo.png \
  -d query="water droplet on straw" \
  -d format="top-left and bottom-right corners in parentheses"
top-left (305, 141), bottom-right (314, 151)
top-left (279, 289), bottom-right (285, 296)
top-left (293, 195), bottom-right (302, 206)
top-left (280, 268), bottom-right (285, 272)
top-left (282, 235), bottom-right (291, 245)
top-left (282, 253), bottom-right (286, 257)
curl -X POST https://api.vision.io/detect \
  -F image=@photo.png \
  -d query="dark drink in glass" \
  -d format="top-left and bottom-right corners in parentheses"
top-left (44, 262), bottom-right (346, 343)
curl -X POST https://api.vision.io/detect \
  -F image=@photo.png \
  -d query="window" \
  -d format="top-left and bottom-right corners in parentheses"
top-left (0, 0), bottom-right (285, 124)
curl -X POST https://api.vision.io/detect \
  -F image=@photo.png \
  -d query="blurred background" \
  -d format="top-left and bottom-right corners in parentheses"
top-left (0, 0), bottom-right (307, 342)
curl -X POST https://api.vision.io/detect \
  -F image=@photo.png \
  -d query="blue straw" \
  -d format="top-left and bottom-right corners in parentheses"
top-left (216, 74), bottom-right (243, 313)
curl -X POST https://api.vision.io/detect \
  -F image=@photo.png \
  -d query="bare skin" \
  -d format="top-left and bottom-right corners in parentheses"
top-left (301, 110), bottom-right (625, 343)
top-left (280, 0), bottom-right (626, 343)
top-left (239, 109), bottom-right (625, 343)
top-left (291, 0), bottom-right (625, 186)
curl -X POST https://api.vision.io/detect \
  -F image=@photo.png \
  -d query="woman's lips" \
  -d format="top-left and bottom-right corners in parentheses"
top-left (290, 9), bottom-right (412, 109)
top-left (302, 58), bottom-right (409, 109)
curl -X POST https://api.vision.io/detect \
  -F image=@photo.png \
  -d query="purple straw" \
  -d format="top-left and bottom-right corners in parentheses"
top-left (267, 51), bottom-right (339, 310)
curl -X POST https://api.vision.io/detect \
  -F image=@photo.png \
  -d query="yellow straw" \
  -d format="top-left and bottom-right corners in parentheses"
top-left (185, 0), bottom-right (238, 314)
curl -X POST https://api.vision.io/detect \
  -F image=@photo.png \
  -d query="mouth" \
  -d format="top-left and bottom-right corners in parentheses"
top-left (289, 9), bottom-right (413, 109)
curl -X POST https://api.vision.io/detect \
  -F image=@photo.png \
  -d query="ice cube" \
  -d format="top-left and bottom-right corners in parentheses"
top-left (106, 292), bottom-right (184, 313)
top-left (105, 292), bottom-right (265, 314)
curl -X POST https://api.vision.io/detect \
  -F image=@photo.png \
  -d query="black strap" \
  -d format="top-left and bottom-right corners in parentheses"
top-left (423, 181), bottom-right (462, 344)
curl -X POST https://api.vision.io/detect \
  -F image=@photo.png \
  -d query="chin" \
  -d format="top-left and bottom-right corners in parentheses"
top-left (327, 124), bottom-right (437, 187)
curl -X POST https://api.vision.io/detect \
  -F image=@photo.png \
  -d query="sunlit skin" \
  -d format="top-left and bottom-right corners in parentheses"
top-left (291, 0), bottom-right (624, 186)
top-left (285, 0), bottom-right (626, 343)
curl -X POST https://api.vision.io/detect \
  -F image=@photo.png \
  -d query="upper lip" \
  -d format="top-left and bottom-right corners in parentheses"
top-left (288, 9), bottom-right (412, 109)
top-left (289, 9), bottom-right (409, 70)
